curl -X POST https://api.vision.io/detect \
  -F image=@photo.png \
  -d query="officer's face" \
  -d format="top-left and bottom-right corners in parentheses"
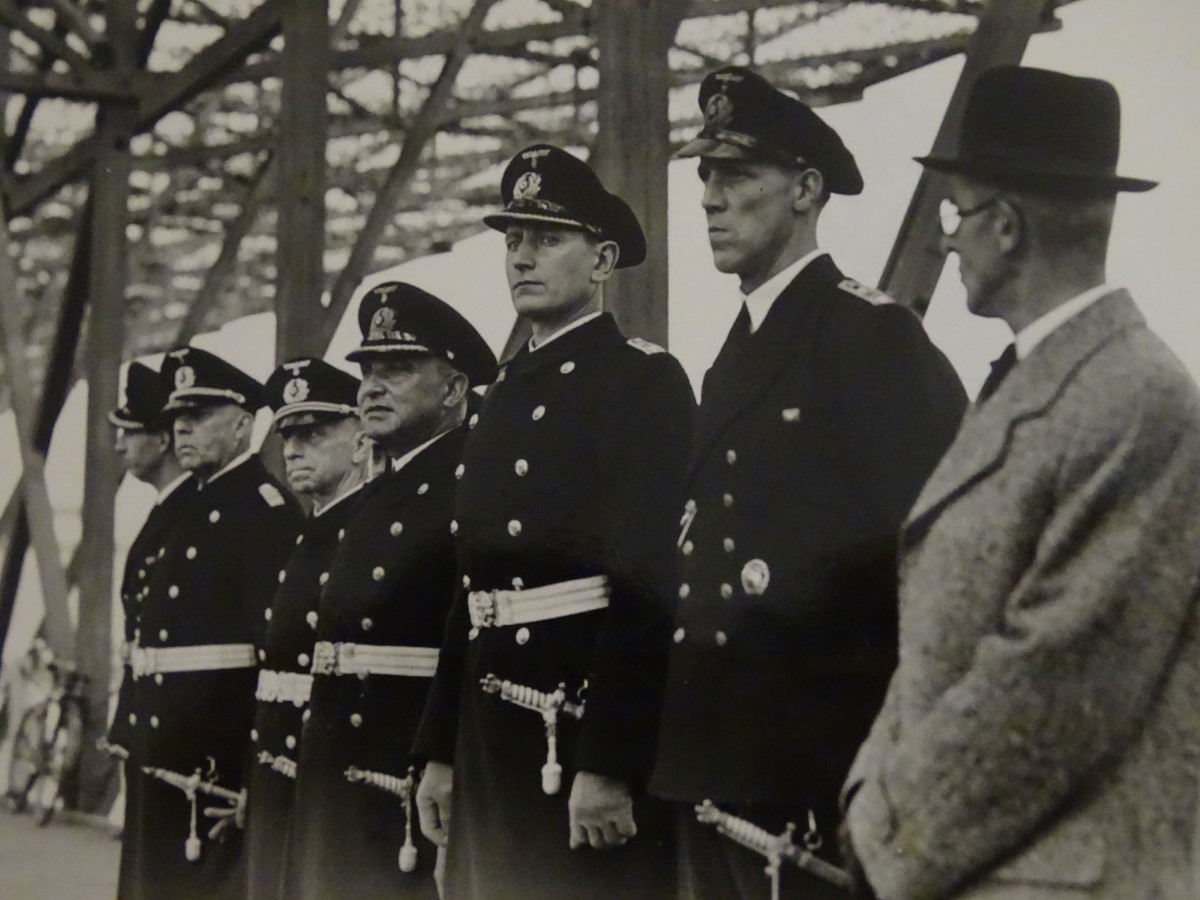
top-left (940, 175), bottom-right (1014, 319)
top-left (172, 403), bottom-right (251, 476)
top-left (698, 157), bottom-right (808, 291)
top-left (113, 427), bottom-right (170, 483)
top-left (280, 416), bottom-right (361, 502)
top-left (504, 225), bottom-right (608, 322)
top-left (357, 354), bottom-right (455, 447)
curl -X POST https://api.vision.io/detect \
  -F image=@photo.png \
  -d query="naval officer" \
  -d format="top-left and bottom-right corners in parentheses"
top-left (650, 67), bottom-right (967, 899)
top-left (414, 144), bottom-right (696, 899)
top-left (283, 283), bottom-right (497, 899)
top-left (245, 358), bottom-right (368, 900)
top-left (123, 347), bottom-right (302, 900)
top-left (107, 360), bottom-right (194, 900)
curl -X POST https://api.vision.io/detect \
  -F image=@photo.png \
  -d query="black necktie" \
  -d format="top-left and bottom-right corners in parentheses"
top-left (977, 343), bottom-right (1017, 404)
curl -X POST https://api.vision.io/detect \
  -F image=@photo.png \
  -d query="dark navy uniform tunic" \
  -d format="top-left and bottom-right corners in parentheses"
top-left (284, 429), bottom-right (466, 900)
top-left (124, 455), bottom-right (301, 900)
top-left (415, 313), bottom-right (695, 900)
top-left (651, 256), bottom-right (966, 864)
top-left (245, 483), bottom-right (366, 900)
top-left (112, 474), bottom-right (195, 900)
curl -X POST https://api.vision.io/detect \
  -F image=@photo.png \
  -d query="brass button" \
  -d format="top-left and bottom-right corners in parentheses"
top-left (418, 483), bottom-right (429, 495)
top-left (372, 566), bottom-right (385, 581)
top-left (560, 361), bottom-right (576, 374)
top-left (514, 459), bottom-right (529, 476)
top-left (361, 618), bottom-right (373, 631)
top-left (319, 572), bottom-right (330, 585)
top-left (209, 510), bottom-right (220, 523)
top-left (723, 538), bottom-right (735, 553)
top-left (462, 575), bottom-right (471, 589)
top-left (278, 570), bottom-right (286, 584)
top-left (715, 630), bottom-right (729, 647)
top-left (154, 674), bottom-right (164, 685)
top-left (720, 583), bottom-right (733, 600)
top-left (724, 493), bottom-right (734, 508)
top-left (531, 405), bottom-right (546, 421)
top-left (678, 583), bottom-right (690, 600)
top-left (338, 528), bottom-right (345, 541)
top-left (285, 735), bottom-right (297, 750)
top-left (673, 627), bottom-right (685, 644)
top-left (159, 629), bottom-right (169, 641)
top-left (150, 715), bottom-right (160, 728)
top-left (185, 547), bottom-right (197, 560)
top-left (512, 577), bottom-right (524, 589)
top-left (390, 522), bottom-right (403, 537)
top-left (258, 649), bottom-right (266, 661)
top-left (469, 413), bottom-right (480, 428)
top-left (295, 534), bottom-right (304, 545)
top-left (455, 464), bottom-right (465, 479)
top-left (298, 653), bottom-right (310, 667)
top-left (306, 611), bottom-right (318, 629)
top-left (726, 449), bottom-right (737, 465)
top-left (450, 520), bottom-right (458, 534)
top-left (264, 608), bottom-right (272, 621)
top-left (682, 540), bottom-right (694, 556)
top-left (168, 585), bottom-right (180, 598)
top-left (128, 713), bottom-right (137, 725)
top-left (302, 709), bottom-right (311, 723)
top-left (250, 728), bottom-right (258, 741)
top-left (508, 520), bottom-right (522, 537)
top-left (350, 713), bottom-right (363, 728)
top-left (515, 627), bottom-right (530, 645)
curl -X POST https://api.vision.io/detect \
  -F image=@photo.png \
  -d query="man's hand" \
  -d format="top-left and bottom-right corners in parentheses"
top-left (568, 771), bottom-right (636, 850)
top-left (205, 789), bottom-right (246, 841)
top-left (417, 761), bottom-right (454, 848)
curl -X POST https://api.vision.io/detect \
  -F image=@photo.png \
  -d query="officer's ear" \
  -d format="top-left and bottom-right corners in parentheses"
top-left (591, 240), bottom-right (619, 283)
top-left (440, 369), bottom-right (470, 409)
top-left (993, 197), bottom-right (1024, 257)
top-left (792, 167), bottom-right (825, 213)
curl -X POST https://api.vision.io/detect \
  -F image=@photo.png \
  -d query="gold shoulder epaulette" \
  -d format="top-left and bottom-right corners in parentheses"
top-left (259, 484), bottom-right (286, 508)
top-left (627, 337), bottom-right (666, 355)
top-left (838, 278), bottom-right (893, 306)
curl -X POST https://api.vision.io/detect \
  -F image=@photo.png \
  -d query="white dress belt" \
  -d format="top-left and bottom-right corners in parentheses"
top-left (467, 575), bottom-right (610, 633)
top-left (255, 670), bottom-right (314, 706)
top-left (130, 643), bottom-right (256, 678)
top-left (311, 641), bottom-right (439, 678)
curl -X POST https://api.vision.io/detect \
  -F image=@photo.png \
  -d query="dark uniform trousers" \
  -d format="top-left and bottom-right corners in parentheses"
top-left (245, 484), bottom-right (365, 900)
top-left (650, 255), bottom-right (967, 899)
top-left (112, 476), bottom-right (196, 900)
top-left (414, 313), bottom-right (696, 900)
top-left (123, 456), bottom-right (302, 900)
top-left (283, 430), bottom-right (466, 900)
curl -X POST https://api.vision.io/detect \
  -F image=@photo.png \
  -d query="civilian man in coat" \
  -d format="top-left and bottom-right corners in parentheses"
top-left (107, 361), bottom-right (194, 900)
top-left (414, 145), bottom-right (695, 899)
top-left (283, 283), bottom-right (497, 899)
top-left (245, 358), bottom-right (369, 900)
top-left (650, 67), bottom-right (967, 900)
top-left (123, 347), bottom-right (302, 900)
top-left (842, 66), bottom-right (1200, 900)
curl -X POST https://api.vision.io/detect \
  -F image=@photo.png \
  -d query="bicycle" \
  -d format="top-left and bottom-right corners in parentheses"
top-left (6, 660), bottom-right (88, 826)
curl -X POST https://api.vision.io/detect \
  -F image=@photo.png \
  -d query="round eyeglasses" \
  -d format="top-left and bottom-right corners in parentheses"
top-left (939, 196), bottom-right (999, 237)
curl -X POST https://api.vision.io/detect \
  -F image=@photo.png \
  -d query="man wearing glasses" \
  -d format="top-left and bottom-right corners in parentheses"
top-left (651, 66), bottom-right (965, 900)
top-left (842, 67), bottom-right (1200, 899)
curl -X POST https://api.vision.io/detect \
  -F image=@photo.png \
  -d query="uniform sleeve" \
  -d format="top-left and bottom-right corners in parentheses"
top-left (238, 492), bottom-right (304, 636)
top-left (412, 582), bottom-right (471, 765)
top-left (571, 354), bottom-right (696, 784)
top-left (847, 372), bottom-right (1200, 899)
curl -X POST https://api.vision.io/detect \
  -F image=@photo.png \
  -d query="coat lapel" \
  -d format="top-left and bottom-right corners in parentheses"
top-left (903, 290), bottom-right (1145, 534)
top-left (691, 255), bottom-right (840, 474)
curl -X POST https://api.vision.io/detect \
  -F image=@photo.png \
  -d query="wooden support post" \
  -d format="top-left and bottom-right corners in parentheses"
top-left (275, 1), bottom-right (329, 361)
top-left (72, 0), bottom-right (138, 813)
top-left (0, 201), bottom-right (73, 660)
top-left (879, 0), bottom-right (1051, 312)
top-left (592, 0), bottom-right (685, 346)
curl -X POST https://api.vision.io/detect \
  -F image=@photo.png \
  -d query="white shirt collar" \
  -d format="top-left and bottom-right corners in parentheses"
top-left (156, 472), bottom-right (191, 505)
top-left (312, 480), bottom-right (366, 518)
top-left (204, 450), bottom-right (253, 486)
top-left (528, 310), bottom-right (603, 352)
top-left (741, 249), bottom-right (827, 333)
top-left (389, 428), bottom-right (453, 474)
top-left (1014, 284), bottom-right (1114, 361)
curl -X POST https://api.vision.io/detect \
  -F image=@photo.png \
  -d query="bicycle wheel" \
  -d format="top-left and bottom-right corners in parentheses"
top-left (5, 704), bottom-right (47, 814)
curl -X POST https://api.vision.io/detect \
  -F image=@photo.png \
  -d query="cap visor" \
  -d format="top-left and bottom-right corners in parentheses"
top-left (482, 210), bottom-right (593, 233)
top-left (346, 344), bottom-right (433, 364)
top-left (673, 137), bottom-right (754, 161)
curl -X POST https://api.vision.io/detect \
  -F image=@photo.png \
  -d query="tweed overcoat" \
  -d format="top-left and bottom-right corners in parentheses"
top-left (845, 291), bottom-right (1200, 900)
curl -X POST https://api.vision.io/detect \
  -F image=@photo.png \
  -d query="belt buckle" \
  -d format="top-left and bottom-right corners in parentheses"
top-left (339, 642), bottom-right (356, 675)
top-left (468, 590), bottom-right (499, 638)
top-left (131, 646), bottom-right (152, 678)
top-left (312, 642), bottom-right (337, 676)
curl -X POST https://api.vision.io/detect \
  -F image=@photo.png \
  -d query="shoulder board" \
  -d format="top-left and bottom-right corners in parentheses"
top-left (838, 278), bottom-right (894, 306)
top-left (258, 483), bottom-right (286, 508)
top-left (627, 337), bottom-right (666, 355)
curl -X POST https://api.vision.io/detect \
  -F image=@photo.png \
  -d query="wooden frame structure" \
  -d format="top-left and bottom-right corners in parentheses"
top-left (0, 0), bottom-right (1063, 809)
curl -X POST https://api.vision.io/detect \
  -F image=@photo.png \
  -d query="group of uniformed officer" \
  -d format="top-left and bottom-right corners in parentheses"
top-left (103, 64), bottom-right (967, 900)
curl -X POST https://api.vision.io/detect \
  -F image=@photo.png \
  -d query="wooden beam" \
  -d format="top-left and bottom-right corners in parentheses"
top-left (0, 196), bottom-right (73, 660)
top-left (0, 67), bottom-right (145, 101)
top-left (5, 0), bottom-right (284, 218)
top-left (318, 0), bottom-right (497, 353)
top-left (879, 0), bottom-right (1051, 312)
top-left (591, 0), bottom-right (686, 347)
top-left (275, 1), bottom-right (329, 360)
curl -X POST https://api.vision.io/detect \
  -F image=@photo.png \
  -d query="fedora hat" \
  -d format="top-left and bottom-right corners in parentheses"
top-left (916, 66), bottom-right (1156, 193)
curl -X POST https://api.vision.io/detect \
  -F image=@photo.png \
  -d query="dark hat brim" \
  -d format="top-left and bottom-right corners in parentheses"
top-left (915, 154), bottom-right (1158, 193)
top-left (275, 407), bottom-right (357, 432)
top-left (108, 410), bottom-right (151, 430)
top-left (482, 209), bottom-right (597, 235)
top-left (345, 342), bottom-right (434, 364)
top-left (162, 389), bottom-right (251, 414)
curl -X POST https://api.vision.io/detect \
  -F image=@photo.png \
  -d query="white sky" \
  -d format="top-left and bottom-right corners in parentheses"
top-left (3, 0), bottom-right (1198, 659)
